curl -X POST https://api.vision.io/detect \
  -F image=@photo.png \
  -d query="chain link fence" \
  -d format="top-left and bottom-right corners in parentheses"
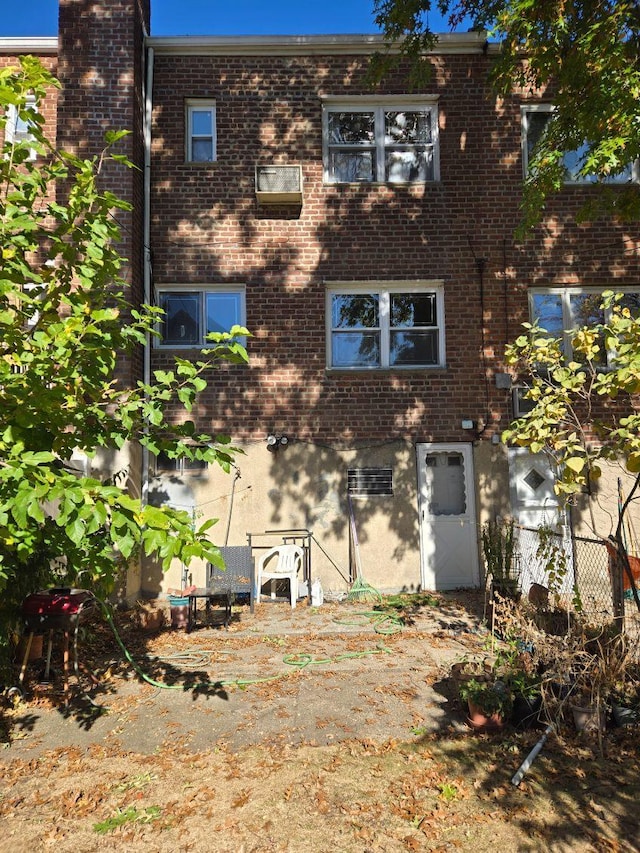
top-left (513, 524), bottom-right (640, 635)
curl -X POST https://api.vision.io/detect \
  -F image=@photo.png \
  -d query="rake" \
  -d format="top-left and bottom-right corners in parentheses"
top-left (346, 495), bottom-right (382, 605)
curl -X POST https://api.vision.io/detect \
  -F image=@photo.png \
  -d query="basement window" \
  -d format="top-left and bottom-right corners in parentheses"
top-left (155, 452), bottom-right (208, 475)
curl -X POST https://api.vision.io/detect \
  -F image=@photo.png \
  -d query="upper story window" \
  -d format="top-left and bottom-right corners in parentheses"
top-left (530, 287), bottom-right (640, 365)
top-left (322, 98), bottom-right (439, 184)
top-left (186, 99), bottom-right (216, 163)
top-left (326, 282), bottom-right (445, 369)
top-left (156, 286), bottom-right (245, 348)
top-left (521, 105), bottom-right (637, 184)
top-left (6, 95), bottom-right (37, 160)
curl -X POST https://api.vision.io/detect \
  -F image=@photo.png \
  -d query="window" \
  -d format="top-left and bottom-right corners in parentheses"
top-left (155, 451), bottom-right (208, 475)
top-left (521, 105), bottom-right (637, 184)
top-left (5, 95), bottom-right (37, 160)
top-left (186, 99), bottom-right (216, 162)
top-left (156, 286), bottom-right (245, 348)
top-left (529, 287), bottom-right (640, 364)
top-left (23, 282), bottom-right (45, 328)
top-left (326, 282), bottom-right (445, 369)
top-left (322, 99), bottom-right (439, 184)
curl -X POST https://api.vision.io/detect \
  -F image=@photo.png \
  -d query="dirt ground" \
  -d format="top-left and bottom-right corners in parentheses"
top-left (1, 592), bottom-right (639, 852)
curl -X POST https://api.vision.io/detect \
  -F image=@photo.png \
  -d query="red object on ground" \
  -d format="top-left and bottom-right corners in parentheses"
top-left (604, 541), bottom-right (640, 592)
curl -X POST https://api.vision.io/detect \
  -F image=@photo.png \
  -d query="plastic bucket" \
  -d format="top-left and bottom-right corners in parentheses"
top-left (168, 596), bottom-right (189, 629)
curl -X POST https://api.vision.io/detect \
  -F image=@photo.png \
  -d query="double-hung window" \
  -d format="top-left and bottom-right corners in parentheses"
top-left (326, 283), bottom-right (445, 369)
top-left (322, 98), bottom-right (439, 184)
top-left (521, 105), bottom-right (637, 184)
top-left (157, 286), bottom-right (245, 348)
top-left (186, 99), bottom-right (216, 163)
top-left (5, 95), bottom-right (37, 160)
top-left (530, 287), bottom-right (640, 365)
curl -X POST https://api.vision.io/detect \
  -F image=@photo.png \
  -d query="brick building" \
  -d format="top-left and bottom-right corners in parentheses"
top-left (3, 0), bottom-right (640, 600)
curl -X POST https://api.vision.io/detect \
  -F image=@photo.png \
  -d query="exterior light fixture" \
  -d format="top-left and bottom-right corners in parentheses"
top-left (266, 433), bottom-right (289, 452)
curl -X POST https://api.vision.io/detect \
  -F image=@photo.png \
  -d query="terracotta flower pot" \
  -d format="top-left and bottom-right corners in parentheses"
top-left (466, 700), bottom-right (505, 733)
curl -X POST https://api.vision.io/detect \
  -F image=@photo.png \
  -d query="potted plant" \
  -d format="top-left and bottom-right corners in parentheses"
top-left (459, 677), bottom-right (513, 732)
top-left (507, 669), bottom-right (543, 729)
top-left (482, 518), bottom-right (520, 601)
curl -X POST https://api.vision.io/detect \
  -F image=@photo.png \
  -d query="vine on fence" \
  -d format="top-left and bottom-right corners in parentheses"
top-left (536, 525), bottom-right (583, 612)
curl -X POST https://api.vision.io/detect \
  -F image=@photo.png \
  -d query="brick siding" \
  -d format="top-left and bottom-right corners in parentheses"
top-left (149, 47), bottom-right (640, 444)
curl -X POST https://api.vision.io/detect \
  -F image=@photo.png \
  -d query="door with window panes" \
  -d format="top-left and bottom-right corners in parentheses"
top-left (416, 443), bottom-right (479, 590)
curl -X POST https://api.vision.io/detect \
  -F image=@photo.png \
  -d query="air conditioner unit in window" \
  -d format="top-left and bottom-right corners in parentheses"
top-left (512, 385), bottom-right (537, 417)
top-left (255, 164), bottom-right (303, 204)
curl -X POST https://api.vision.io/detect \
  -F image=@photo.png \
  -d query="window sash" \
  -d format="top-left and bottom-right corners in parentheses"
top-left (521, 106), bottom-right (637, 184)
top-left (6, 96), bottom-right (37, 160)
top-left (186, 101), bottom-right (216, 163)
top-left (327, 286), bottom-right (444, 369)
top-left (157, 288), bottom-right (244, 347)
top-left (529, 287), bottom-right (640, 365)
top-left (324, 104), bottom-right (437, 184)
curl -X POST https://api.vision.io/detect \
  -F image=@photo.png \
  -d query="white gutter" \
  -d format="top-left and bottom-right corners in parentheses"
top-left (141, 45), bottom-right (154, 507)
top-left (0, 37), bottom-right (58, 53)
top-left (146, 31), bottom-right (496, 56)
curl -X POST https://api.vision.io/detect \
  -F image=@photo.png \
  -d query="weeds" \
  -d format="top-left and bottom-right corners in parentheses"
top-left (93, 805), bottom-right (161, 834)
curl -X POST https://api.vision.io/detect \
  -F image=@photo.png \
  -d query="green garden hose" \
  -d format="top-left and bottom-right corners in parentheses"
top-left (332, 609), bottom-right (404, 635)
top-left (99, 599), bottom-right (395, 693)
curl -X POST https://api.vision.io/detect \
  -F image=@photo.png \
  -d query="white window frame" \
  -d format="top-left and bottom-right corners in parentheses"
top-left (322, 96), bottom-right (440, 184)
top-left (521, 104), bottom-right (638, 184)
top-left (155, 285), bottom-right (245, 349)
top-left (185, 99), bottom-right (217, 163)
top-left (155, 451), bottom-right (208, 475)
top-left (529, 286), bottom-right (640, 365)
top-left (5, 95), bottom-right (37, 160)
top-left (325, 281), bottom-right (446, 370)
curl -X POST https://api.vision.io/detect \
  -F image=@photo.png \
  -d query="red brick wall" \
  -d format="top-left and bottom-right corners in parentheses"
top-left (143, 46), bottom-right (639, 445)
top-left (57, 0), bottom-right (150, 386)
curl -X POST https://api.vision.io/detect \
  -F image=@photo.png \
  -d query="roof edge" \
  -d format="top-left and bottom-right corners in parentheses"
top-left (0, 36), bottom-right (58, 54)
top-left (146, 31), bottom-right (496, 56)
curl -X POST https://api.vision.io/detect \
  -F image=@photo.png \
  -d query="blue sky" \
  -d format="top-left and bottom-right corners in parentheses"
top-left (1, 1), bottom-right (455, 37)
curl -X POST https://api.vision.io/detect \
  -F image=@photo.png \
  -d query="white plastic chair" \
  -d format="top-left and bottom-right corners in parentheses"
top-left (255, 544), bottom-right (304, 608)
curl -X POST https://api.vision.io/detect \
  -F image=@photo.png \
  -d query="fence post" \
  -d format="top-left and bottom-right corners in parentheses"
top-left (611, 551), bottom-right (625, 633)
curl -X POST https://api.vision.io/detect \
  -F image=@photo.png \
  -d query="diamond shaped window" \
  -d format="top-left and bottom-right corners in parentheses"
top-left (523, 467), bottom-right (546, 493)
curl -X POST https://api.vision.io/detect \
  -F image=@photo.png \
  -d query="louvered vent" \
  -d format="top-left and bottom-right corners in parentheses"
top-left (255, 165), bottom-right (303, 204)
top-left (347, 467), bottom-right (393, 497)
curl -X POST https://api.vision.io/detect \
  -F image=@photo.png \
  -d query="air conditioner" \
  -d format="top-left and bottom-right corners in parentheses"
top-left (512, 385), bottom-right (536, 417)
top-left (255, 164), bottom-right (303, 204)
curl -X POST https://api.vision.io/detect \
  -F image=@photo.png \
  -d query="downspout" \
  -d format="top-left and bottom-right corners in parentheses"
top-left (141, 44), bottom-right (154, 507)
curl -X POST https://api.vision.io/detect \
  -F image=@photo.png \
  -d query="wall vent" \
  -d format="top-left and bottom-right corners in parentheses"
top-left (347, 467), bottom-right (393, 497)
top-left (255, 164), bottom-right (303, 204)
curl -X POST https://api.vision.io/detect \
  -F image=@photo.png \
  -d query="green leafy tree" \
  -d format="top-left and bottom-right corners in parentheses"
top-left (0, 57), bottom-right (248, 643)
top-left (502, 290), bottom-right (640, 611)
top-left (372, 0), bottom-right (640, 227)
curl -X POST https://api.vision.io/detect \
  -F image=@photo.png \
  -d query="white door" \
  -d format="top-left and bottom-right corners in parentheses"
top-left (507, 448), bottom-right (574, 594)
top-left (417, 443), bottom-right (480, 590)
